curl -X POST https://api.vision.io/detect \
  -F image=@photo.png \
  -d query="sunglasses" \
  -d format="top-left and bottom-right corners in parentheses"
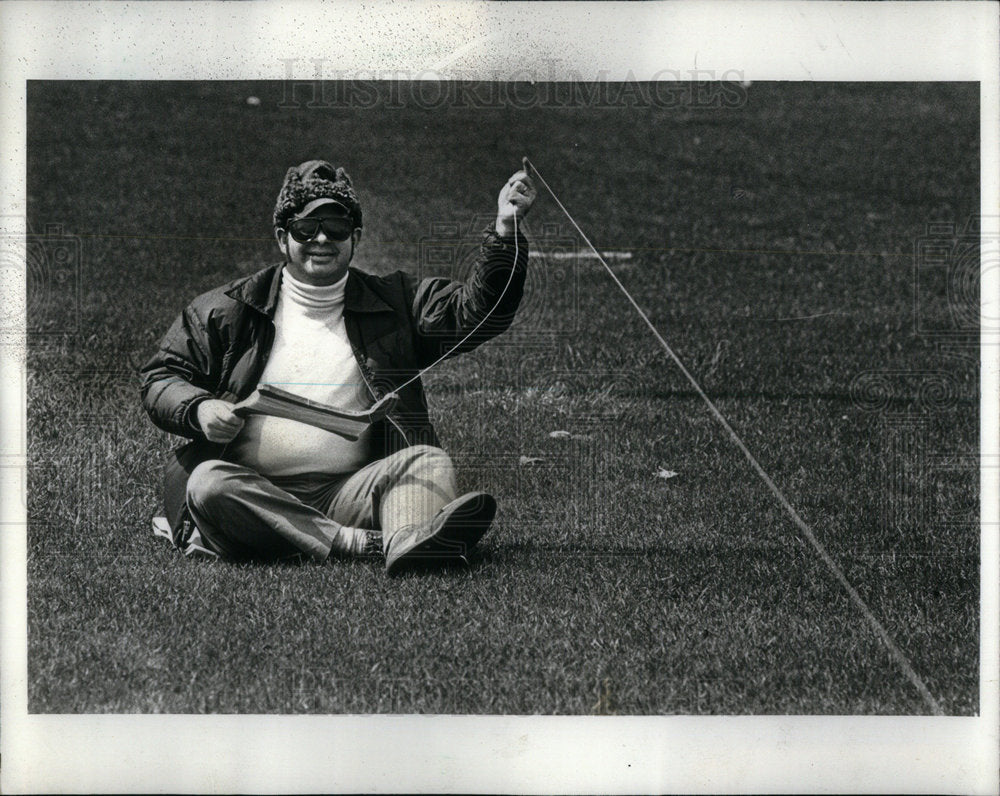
top-left (286, 216), bottom-right (355, 243)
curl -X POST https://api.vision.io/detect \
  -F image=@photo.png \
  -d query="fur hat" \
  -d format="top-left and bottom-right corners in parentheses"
top-left (272, 160), bottom-right (363, 229)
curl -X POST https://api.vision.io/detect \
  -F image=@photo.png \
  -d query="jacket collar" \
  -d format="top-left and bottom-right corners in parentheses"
top-left (344, 267), bottom-right (396, 313)
top-left (225, 264), bottom-right (394, 316)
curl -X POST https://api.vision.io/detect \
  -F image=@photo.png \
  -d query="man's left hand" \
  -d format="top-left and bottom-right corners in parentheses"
top-left (495, 163), bottom-right (537, 238)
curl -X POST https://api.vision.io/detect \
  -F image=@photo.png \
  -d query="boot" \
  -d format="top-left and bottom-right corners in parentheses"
top-left (384, 492), bottom-right (497, 575)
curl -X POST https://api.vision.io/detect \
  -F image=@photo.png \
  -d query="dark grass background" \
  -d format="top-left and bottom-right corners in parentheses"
top-left (26, 81), bottom-right (979, 714)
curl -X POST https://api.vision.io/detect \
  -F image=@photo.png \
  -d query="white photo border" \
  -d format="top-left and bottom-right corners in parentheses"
top-left (1, 1), bottom-right (997, 793)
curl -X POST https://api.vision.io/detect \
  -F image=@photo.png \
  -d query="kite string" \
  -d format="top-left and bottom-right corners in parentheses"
top-left (524, 156), bottom-right (944, 716)
top-left (391, 208), bottom-right (520, 395)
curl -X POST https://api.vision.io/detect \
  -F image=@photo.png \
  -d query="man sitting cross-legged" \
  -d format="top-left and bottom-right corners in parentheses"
top-left (140, 158), bottom-right (536, 573)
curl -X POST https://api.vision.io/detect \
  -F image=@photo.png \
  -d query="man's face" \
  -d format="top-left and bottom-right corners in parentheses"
top-left (276, 205), bottom-right (362, 286)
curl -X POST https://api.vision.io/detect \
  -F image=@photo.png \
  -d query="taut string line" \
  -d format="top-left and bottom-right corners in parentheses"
top-left (524, 156), bottom-right (943, 716)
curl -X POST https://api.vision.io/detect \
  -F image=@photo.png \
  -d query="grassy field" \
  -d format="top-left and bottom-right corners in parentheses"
top-left (26, 81), bottom-right (979, 714)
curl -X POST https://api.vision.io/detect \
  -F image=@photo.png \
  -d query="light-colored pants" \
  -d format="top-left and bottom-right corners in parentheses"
top-left (186, 444), bottom-right (458, 561)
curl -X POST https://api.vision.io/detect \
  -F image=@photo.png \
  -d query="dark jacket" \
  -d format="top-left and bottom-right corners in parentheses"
top-left (141, 225), bottom-right (528, 545)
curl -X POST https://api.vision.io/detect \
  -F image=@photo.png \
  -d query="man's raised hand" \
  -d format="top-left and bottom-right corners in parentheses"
top-left (495, 158), bottom-right (538, 238)
top-left (196, 399), bottom-right (245, 443)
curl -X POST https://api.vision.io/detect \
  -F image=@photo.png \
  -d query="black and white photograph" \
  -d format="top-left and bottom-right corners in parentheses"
top-left (2, 2), bottom-right (998, 793)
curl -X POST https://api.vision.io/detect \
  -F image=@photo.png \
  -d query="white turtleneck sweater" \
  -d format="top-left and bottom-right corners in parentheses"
top-left (228, 268), bottom-right (373, 477)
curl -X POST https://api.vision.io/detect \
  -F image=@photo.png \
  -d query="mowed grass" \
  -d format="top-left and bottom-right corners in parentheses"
top-left (26, 81), bottom-right (979, 714)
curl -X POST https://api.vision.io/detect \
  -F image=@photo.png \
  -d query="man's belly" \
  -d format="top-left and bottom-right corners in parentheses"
top-left (227, 415), bottom-right (372, 477)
